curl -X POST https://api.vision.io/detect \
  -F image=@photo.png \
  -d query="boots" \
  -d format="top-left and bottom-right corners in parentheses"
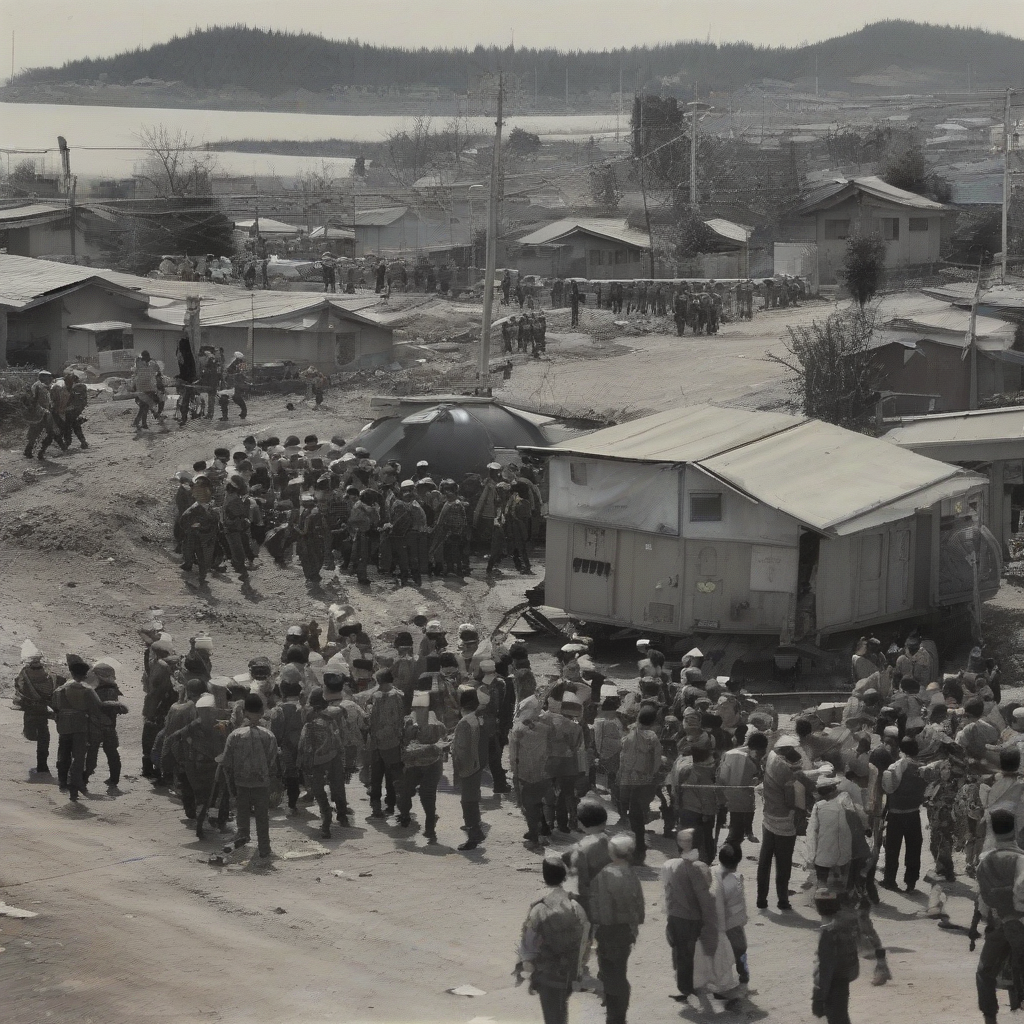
top-left (319, 820), bottom-right (331, 839)
top-left (871, 950), bottom-right (892, 986)
top-left (423, 814), bottom-right (438, 843)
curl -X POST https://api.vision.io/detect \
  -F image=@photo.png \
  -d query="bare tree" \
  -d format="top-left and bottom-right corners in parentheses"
top-left (134, 125), bottom-right (217, 197)
top-left (765, 309), bottom-right (881, 431)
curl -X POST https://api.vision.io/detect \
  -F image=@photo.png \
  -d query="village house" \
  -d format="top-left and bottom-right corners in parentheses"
top-left (512, 219), bottom-right (652, 279)
top-left (783, 175), bottom-right (952, 286)
top-left (521, 404), bottom-right (999, 648)
top-left (0, 254), bottom-right (148, 370)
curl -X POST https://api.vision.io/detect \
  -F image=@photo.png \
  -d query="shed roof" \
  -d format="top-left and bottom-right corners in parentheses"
top-left (797, 175), bottom-right (949, 215)
top-left (354, 207), bottom-right (410, 227)
top-left (68, 320), bottom-right (134, 332)
top-left (309, 225), bottom-right (356, 240)
top-left (234, 217), bottom-right (301, 234)
top-left (526, 404), bottom-right (984, 534)
top-left (143, 292), bottom-right (390, 329)
top-left (0, 253), bottom-right (142, 311)
top-left (885, 407), bottom-right (1024, 450)
top-left (949, 176), bottom-right (1004, 206)
top-left (515, 218), bottom-right (651, 250)
top-left (0, 202), bottom-right (69, 227)
top-left (704, 218), bottom-right (752, 245)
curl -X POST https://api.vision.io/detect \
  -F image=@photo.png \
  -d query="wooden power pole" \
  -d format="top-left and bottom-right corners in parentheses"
top-left (479, 77), bottom-right (504, 384)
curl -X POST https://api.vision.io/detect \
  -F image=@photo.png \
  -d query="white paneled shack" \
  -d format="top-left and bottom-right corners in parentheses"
top-left (522, 406), bottom-right (1001, 642)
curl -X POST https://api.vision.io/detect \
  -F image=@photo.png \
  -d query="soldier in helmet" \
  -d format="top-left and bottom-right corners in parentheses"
top-left (14, 652), bottom-right (59, 775)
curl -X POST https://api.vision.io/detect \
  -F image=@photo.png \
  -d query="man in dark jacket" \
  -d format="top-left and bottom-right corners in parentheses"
top-left (85, 661), bottom-right (128, 789)
top-left (880, 737), bottom-right (927, 892)
top-left (53, 655), bottom-right (109, 801)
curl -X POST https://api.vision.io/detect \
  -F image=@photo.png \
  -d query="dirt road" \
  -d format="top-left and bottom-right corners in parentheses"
top-left (0, 315), bottom-right (1012, 1024)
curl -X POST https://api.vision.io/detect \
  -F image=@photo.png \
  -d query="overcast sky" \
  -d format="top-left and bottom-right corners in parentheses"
top-left (1, 0), bottom-right (1022, 74)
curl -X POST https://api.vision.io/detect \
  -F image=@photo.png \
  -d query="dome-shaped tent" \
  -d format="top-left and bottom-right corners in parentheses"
top-left (345, 400), bottom-right (551, 481)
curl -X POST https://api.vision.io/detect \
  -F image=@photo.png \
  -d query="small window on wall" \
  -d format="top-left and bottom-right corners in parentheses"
top-left (909, 218), bottom-right (929, 232)
top-left (589, 249), bottom-right (603, 265)
top-left (880, 217), bottom-right (900, 241)
top-left (570, 462), bottom-right (588, 485)
top-left (824, 219), bottom-right (850, 240)
top-left (690, 492), bottom-right (722, 522)
top-left (335, 333), bottom-right (356, 366)
top-left (614, 250), bottom-right (625, 265)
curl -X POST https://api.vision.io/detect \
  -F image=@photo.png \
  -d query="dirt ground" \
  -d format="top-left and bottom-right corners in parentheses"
top-left (0, 305), bottom-right (1018, 1024)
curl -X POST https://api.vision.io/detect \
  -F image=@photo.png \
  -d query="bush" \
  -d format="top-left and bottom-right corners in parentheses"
top-left (842, 235), bottom-right (887, 307)
top-left (767, 310), bottom-right (881, 431)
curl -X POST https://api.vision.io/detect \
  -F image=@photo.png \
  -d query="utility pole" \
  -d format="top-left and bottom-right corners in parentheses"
top-left (565, 66), bottom-right (569, 110)
top-left (617, 62), bottom-right (622, 142)
top-left (815, 55), bottom-right (819, 99)
top-left (1003, 88), bottom-right (1014, 284)
top-left (690, 84), bottom-right (698, 208)
top-left (479, 76), bottom-right (503, 385)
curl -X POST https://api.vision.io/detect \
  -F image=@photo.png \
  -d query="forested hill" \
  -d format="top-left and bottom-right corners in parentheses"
top-left (12, 21), bottom-right (1024, 99)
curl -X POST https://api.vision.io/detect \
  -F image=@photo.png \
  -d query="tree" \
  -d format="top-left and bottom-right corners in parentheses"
top-left (766, 310), bottom-right (881, 430)
top-left (135, 125), bottom-right (216, 196)
top-left (947, 209), bottom-right (1001, 265)
top-left (589, 163), bottom-right (622, 210)
top-left (879, 133), bottom-right (951, 202)
top-left (8, 159), bottom-right (39, 188)
top-left (506, 128), bottom-right (540, 159)
top-left (675, 213), bottom-right (717, 259)
top-left (842, 234), bottom-right (887, 308)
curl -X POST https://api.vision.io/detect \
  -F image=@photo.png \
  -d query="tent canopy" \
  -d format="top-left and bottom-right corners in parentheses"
top-left (346, 402), bottom-right (550, 480)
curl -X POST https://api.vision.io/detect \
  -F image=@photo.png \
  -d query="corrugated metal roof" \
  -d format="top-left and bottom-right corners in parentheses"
top-left (354, 207), bottom-right (410, 227)
top-left (831, 474), bottom-right (985, 535)
top-left (704, 218), bottom-right (751, 244)
top-left (309, 225), bottom-right (355, 240)
top-left (0, 254), bottom-right (132, 310)
top-left (531, 404), bottom-right (981, 534)
top-left (699, 418), bottom-right (969, 532)
top-left (234, 218), bottom-right (301, 234)
top-left (0, 202), bottom-right (68, 226)
top-left (145, 293), bottom-right (390, 329)
top-left (797, 175), bottom-right (949, 215)
top-left (950, 176), bottom-right (1004, 206)
top-left (885, 407), bottom-right (1024, 447)
top-left (535, 405), bottom-right (806, 464)
top-left (68, 321), bottom-right (134, 332)
top-left (515, 218), bottom-right (651, 249)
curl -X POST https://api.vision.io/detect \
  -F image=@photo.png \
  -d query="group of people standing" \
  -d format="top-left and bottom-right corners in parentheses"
top-left (172, 438), bottom-right (545, 588)
top-left (501, 313), bottom-right (547, 357)
top-left (22, 367), bottom-right (90, 460)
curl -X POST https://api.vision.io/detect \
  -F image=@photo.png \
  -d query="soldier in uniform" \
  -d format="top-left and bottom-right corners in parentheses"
top-left (14, 652), bottom-right (58, 775)
top-left (164, 693), bottom-right (230, 837)
top-left (53, 654), bottom-right (111, 802)
top-left (180, 475), bottom-right (220, 583)
top-left (60, 369), bottom-right (90, 449)
top-left (23, 370), bottom-right (62, 459)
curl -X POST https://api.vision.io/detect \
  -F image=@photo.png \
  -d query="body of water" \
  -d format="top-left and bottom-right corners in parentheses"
top-left (1, 101), bottom-right (619, 180)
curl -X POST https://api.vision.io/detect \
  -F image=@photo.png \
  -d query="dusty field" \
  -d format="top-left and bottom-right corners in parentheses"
top-left (0, 306), bottom-right (1016, 1024)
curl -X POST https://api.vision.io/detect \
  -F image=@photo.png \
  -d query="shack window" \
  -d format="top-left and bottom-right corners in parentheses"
top-left (630, 249), bottom-right (641, 262)
top-left (569, 462), bottom-right (588, 485)
top-left (689, 492), bottom-right (722, 523)
top-left (909, 217), bottom-right (929, 232)
top-left (589, 249), bottom-right (603, 266)
top-left (824, 219), bottom-right (850, 240)
top-left (880, 217), bottom-right (900, 241)
top-left (95, 328), bottom-right (131, 352)
top-left (614, 250), bottom-right (625, 265)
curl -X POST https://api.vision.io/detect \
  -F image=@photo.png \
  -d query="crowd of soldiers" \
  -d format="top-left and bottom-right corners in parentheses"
top-left (172, 436), bottom-right (545, 589)
top-left (12, 618), bottom-right (1016, 1023)
top-left (500, 313), bottom-right (548, 357)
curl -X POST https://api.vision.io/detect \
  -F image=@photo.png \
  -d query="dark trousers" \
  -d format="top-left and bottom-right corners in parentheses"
top-left (223, 531), bottom-right (249, 577)
top-left (85, 733), bottom-right (121, 785)
top-left (370, 749), bottom-right (401, 810)
top-left (28, 718), bottom-right (51, 771)
top-left (595, 923), bottom-right (635, 1024)
top-left (822, 979), bottom-right (851, 1024)
top-left (883, 811), bottom-right (922, 887)
top-left (308, 758), bottom-right (349, 823)
top-left (535, 980), bottom-right (571, 1024)
top-left (978, 918), bottom-right (1024, 1018)
top-left (757, 828), bottom-right (797, 903)
top-left (352, 532), bottom-right (371, 581)
top-left (487, 734), bottom-right (508, 790)
top-left (666, 916), bottom-right (703, 997)
top-left (677, 809), bottom-right (715, 864)
top-left (182, 763), bottom-right (227, 825)
top-left (62, 413), bottom-right (87, 447)
top-left (620, 784), bottom-right (655, 856)
top-left (460, 769), bottom-right (484, 839)
top-left (234, 784), bottom-right (271, 857)
top-left (141, 718), bottom-right (164, 775)
top-left (552, 772), bottom-right (580, 829)
top-left (56, 732), bottom-right (89, 792)
top-left (397, 759), bottom-right (442, 823)
top-left (519, 778), bottom-right (549, 839)
top-left (726, 810), bottom-right (755, 855)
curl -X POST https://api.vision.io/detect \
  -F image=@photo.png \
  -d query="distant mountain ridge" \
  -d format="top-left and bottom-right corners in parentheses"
top-left (10, 21), bottom-right (1024, 100)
